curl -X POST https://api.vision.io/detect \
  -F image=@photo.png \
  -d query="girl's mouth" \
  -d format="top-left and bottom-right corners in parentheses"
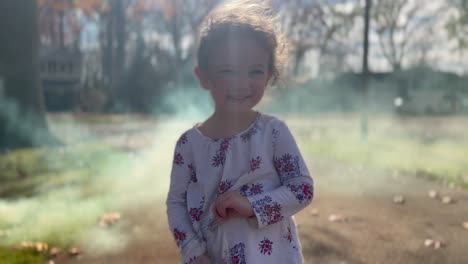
top-left (227, 95), bottom-right (251, 100)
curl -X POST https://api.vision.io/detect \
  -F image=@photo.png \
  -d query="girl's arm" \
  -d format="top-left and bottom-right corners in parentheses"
top-left (246, 120), bottom-right (314, 229)
top-left (166, 133), bottom-right (207, 263)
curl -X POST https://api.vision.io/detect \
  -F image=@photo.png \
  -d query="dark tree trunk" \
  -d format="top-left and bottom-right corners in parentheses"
top-left (59, 10), bottom-right (65, 48)
top-left (0, 0), bottom-right (58, 151)
top-left (109, 0), bottom-right (126, 107)
top-left (361, 0), bottom-right (371, 142)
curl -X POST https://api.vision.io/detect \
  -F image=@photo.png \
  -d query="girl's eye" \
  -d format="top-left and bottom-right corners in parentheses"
top-left (250, 69), bottom-right (265, 76)
top-left (218, 69), bottom-right (233, 74)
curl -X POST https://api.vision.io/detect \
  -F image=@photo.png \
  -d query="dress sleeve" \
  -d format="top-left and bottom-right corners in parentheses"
top-left (247, 120), bottom-right (314, 229)
top-left (166, 132), bottom-right (206, 263)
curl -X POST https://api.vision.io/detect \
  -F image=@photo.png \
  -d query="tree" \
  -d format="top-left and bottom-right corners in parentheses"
top-left (130, 0), bottom-right (220, 80)
top-left (361, 0), bottom-right (371, 141)
top-left (274, 0), bottom-right (360, 75)
top-left (371, 0), bottom-right (441, 71)
top-left (0, 0), bottom-right (57, 151)
top-left (446, 0), bottom-right (468, 51)
top-left (38, 0), bottom-right (75, 48)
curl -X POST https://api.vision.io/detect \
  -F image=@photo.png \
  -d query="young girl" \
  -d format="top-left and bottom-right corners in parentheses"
top-left (166, 1), bottom-right (314, 263)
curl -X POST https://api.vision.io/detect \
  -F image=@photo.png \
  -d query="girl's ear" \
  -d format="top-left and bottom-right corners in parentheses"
top-left (194, 67), bottom-right (210, 90)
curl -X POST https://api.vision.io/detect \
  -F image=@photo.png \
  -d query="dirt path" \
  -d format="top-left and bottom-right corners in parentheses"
top-left (54, 156), bottom-right (468, 264)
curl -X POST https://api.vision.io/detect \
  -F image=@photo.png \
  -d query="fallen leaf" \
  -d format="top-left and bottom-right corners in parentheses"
top-left (424, 239), bottom-right (434, 247)
top-left (99, 212), bottom-right (121, 228)
top-left (463, 222), bottom-right (468, 230)
top-left (393, 195), bottom-right (405, 204)
top-left (68, 247), bottom-right (81, 256)
top-left (441, 196), bottom-right (455, 204)
top-left (19, 241), bottom-right (34, 249)
top-left (328, 214), bottom-right (347, 222)
top-left (310, 209), bottom-right (319, 216)
top-left (35, 242), bottom-right (48, 252)
top-left (434, 240), bottom-right (445, 249)
top-left (428, 190), bottom-right (438, 199)
top-left (49, 247), bottom-right (61, 257)
top-left (424, 238), bottom-right (446, 249)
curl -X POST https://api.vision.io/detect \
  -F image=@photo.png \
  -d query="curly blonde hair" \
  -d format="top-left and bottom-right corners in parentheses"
top-left (196, 0), bottom-right (289, 85)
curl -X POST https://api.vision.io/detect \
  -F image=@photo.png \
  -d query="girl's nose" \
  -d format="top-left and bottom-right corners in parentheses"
top-left (229, 75), bottom-right (250, 95)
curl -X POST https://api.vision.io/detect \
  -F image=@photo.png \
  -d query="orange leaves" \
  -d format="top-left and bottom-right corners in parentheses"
top-left (74, 0), bottom-right (108, 14)
top-left (129, 0), bottom-right (176, 20)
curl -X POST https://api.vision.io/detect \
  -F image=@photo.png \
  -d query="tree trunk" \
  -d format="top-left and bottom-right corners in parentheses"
top-left (59, 10), bottom-right (65, 48)
top-left (361, 0), bottom-right (371, 142)
top-left (109, 0), bottom-right (126, 107)
top-left (0, 0), bottom-right (57, 151)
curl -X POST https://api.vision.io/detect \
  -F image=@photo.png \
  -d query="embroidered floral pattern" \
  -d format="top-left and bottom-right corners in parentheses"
top-left (274, 154), bottom-right (301, 181)
top-left (284, 227), bottom-right (292, 243)
top-left (177, 133), bottom-right (188, 146)
top-left (251, 196), bottom-right (283, 225)
top-left (249, 156), bottom-right (262, 173)
top-left (212, 139), bottom-right (231, 167)
top-left (218, 180), bottom-right (233, 195)
top-left (174, 152), bottom-right (184, 166)
top-left (188, 197), bottom-right (205, 222)
top-left (229, 243), bottom-right (246, 264)
top-left (272, 128), bottom-right (279, 145)
top-left (240, 124), bottom-right (259, 142)
top-left (173, 228), bottom-right (186, 246)
top-left (287, 183), bottom-right (313, 204)
top-left (240, 183), bottom-right (264, 196)
top-left (220, 139), bottom-right (230, 152)
top-left (259, 238), bottom-right (273, 255)
top-left (188, 163), bottom-right (197, 183)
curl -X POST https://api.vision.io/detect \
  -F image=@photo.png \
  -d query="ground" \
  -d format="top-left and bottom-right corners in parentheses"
top-left (3, 113), bottom-right (467, 264)
top-left (55, 157), bottom-right (468, 264)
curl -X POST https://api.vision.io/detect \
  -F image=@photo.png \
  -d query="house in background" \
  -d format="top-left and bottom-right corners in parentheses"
top-left (39, 47), bottom-right (82, 112)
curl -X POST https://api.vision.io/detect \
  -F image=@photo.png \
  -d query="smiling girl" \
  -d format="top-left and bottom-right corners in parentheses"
top-left (166, 1), bottom-right (314, 263)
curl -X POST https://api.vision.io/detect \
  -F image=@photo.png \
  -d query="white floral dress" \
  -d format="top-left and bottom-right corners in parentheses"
top-left (166, 113), bottom-right (314, 264)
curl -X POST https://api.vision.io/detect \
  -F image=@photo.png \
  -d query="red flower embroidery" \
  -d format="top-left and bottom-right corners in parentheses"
top-left (259, 238), bottom-right (273, 255)
top-left (274, 154), bottom-right (302, 181)
top-left (229, 243), bottom-right (246, 264)
top-left (173, 228), bottom-right (186, 245)
top-left (188, 163), bottom-right (197, 183)
top-left (240, 183), bottom-right (264, 196)
top-left (174, 152), bottom-right (184, 166)
top-left (212, 139), bottom-right (230, 167)
top-left (251, 196), bottom-right (283, 225)
top-left (188, 197), bottom-right (204, 222)
top-left (249, 156), bottom-right (262, 173)
top-left (287, 183), bottom-right (313, 203)
top-left (284, 227), bottom-right (292, 242)
top-left (218, 180), bottom-right (233, 195)
top-left (177, 133), bottom-right (188, 146)
top-left (240, 124), bottom-right (258, 142)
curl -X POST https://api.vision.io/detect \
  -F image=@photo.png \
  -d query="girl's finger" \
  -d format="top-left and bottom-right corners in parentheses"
top-left (216, 199), bottom-right (229, 218)
top-left (218, 196), bottom-right (236, 219)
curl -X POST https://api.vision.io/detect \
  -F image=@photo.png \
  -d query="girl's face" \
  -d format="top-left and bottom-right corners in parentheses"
top-left (196, 36), bottom-right (272, 114)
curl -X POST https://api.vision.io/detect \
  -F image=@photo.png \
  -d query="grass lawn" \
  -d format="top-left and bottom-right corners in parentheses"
top-left (285, 114), bottom-right (468, 188)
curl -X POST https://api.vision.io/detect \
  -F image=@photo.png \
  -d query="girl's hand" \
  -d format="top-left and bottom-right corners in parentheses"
top-left (193, 254), bottom-right (211, 264)
top-left (213, 191), bottom-right (255, 223)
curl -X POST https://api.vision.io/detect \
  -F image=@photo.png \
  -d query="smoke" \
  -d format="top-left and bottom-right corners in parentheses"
top-left (1, 73), bottom-right (467, 257)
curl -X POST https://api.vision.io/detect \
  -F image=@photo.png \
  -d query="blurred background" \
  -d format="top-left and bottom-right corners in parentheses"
top-left (0, 1), bottom-right (467, 263)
